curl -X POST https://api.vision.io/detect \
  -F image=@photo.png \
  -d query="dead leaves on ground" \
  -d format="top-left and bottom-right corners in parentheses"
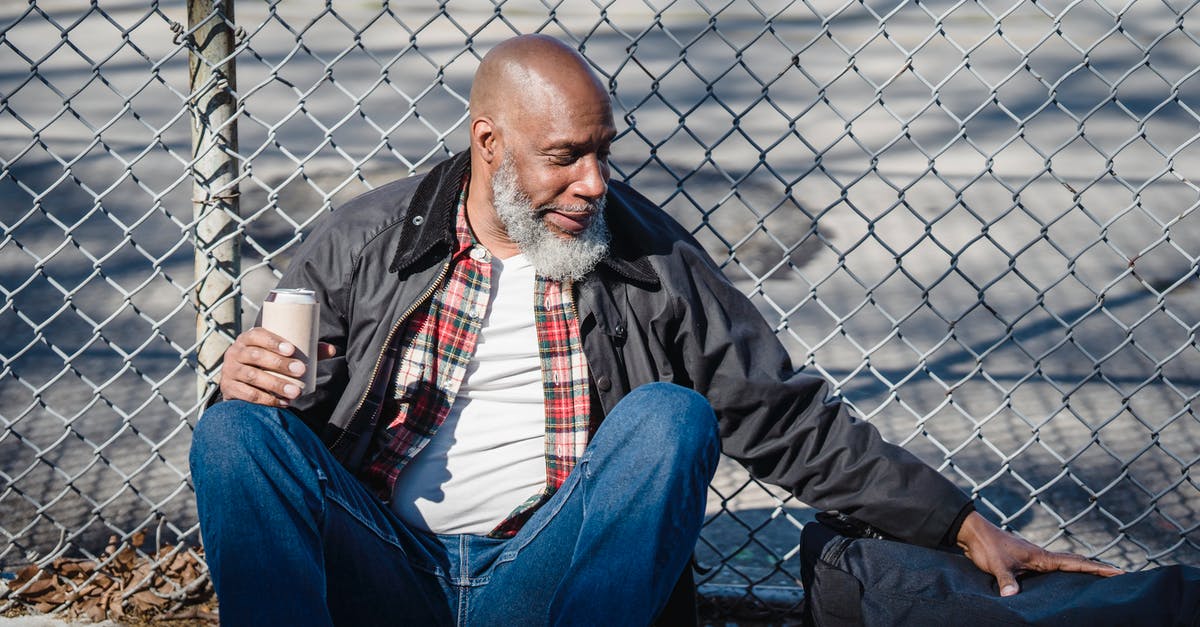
top-left (5, 531), bottom-right (216, 623)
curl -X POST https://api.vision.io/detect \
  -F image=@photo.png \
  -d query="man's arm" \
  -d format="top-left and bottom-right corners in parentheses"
top-left (653, 229), bottom-right (1121, 591)
top-left (661, 238), bottom-right (969, 547)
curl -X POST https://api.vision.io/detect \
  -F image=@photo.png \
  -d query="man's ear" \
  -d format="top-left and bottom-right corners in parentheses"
top-left (472, 117), bottom-right (498, 163)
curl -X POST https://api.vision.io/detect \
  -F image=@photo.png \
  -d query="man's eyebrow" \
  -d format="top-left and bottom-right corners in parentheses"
top-left (542, 133), bottom-right (616, 152)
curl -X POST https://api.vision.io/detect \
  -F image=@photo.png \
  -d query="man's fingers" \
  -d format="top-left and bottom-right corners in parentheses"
top-left (317, 342), bottom-right (338, 360)
top-left (230, 329), bottom-right (307, 377)
top-left (221, 379), bottom-right (293, 408)
top-left (241, 363), bottom-right (303, 398)
top-left (242, 327), bottom-right (294, 354)
top-left (957, 512), bottom-right (1124, 598)
top-left (238, 344), bottom-right (306, 376)
top-left (217, 326), bottom-right (313, 407)
top-left (1039, 551), bottom-right (1124, 577)
top-left (222, 334), bottom-right (304, 401)
top-left (995, 570), bottom-right (1020, 597)
top-left (222, 361), bottom-right (301, 400)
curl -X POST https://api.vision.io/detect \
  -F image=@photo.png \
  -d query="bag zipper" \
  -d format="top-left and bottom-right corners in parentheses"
top-left (821, 535), bottom-right (854, 567)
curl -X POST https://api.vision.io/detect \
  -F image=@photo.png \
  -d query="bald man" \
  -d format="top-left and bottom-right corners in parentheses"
top-left (191, 35), bottom-right (1120, 626)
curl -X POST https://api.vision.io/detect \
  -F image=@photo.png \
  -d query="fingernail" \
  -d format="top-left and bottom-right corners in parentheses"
top-left (1001, 584), bottom-right (1018, 597)
top-left (279, 342), bottom-right (294, 354)
top-left (278, 399), bottom-right (289, 408)
top-left (288, 361), bottom-right (304, 374)
top-left (284, 384), bottom-right (300, 398)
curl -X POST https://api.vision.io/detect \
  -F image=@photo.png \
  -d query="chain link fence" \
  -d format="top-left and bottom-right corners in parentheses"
top-left (2, 0), bottom-right (1198, 619)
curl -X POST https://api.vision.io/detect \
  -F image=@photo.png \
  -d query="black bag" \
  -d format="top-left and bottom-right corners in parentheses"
top-left (800, 512), bottom-right (1200, 626)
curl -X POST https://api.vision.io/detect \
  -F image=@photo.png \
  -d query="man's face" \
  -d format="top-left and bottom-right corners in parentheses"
top-left (491, 151), bottom-right (610, 282)
top-left (488, 84), bottom-right (617, 280)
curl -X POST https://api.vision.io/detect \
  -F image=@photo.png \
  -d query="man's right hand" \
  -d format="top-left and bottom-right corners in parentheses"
top-left (218, 327), bottom-right (338, 407)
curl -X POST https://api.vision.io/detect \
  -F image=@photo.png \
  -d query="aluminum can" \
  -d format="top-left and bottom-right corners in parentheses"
top-left (262, 288), bottom-right (319, 392)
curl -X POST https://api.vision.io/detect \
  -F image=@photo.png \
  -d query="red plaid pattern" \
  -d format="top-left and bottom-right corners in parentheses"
top-left (360, 180), bottom-right (593, 538)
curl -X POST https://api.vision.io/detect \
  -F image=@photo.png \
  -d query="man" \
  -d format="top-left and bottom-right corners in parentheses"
top-left (191, 34), bottom-right (1120, 626)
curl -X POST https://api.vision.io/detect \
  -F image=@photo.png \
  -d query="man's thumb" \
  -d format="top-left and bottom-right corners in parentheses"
top-left (997, 572), bottom-right (1019, 597)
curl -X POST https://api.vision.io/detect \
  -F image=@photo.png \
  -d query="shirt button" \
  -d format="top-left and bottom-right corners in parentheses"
top-left (596, 375), bottom-right (612, 392)
top-left (470, 246), bottom-right (490, 261)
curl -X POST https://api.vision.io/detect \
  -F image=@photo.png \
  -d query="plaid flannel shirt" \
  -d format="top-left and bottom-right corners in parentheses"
top-left (360, 181), bottom-right (593, 538)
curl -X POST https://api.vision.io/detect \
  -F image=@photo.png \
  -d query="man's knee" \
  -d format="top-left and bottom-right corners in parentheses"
top-left (194, 399), bottom-right (280, 447)
top-left (608, 382), bottom-right (720, 465)
top-left (190, 400), bottom-right (289, 480)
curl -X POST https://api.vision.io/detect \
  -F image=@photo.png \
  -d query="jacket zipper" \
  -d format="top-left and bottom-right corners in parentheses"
top-left (331, 260), bottom-right (452, 453)
top-left (566, 279), bottom-right (578, 321)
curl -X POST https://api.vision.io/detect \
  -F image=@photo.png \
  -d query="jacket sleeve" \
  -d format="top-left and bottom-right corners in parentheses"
top-left (666, 242), bottom-right (971, 547)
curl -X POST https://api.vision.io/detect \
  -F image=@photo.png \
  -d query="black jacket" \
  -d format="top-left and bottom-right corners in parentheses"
top-left (274, 151), bottom-right (970, 548)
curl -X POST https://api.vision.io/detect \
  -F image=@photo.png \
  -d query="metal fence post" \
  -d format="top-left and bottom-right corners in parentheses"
top-left (188, 0), bottom-right (240, 401)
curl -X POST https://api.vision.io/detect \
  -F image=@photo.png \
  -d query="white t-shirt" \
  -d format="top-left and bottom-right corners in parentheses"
top-left (388, 254), bottom-right (548, 534)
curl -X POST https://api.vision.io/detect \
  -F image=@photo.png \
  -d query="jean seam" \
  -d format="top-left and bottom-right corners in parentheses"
top-left (456, 543), bottom-right (468, 627)
top-left (324, 491), bottom-right (442, 577)
top-left (266, 407), bottom-right (339, 551)
top-left (315, 472), bottom-right (329, 535)
top-left (460, 535), bottom-right (468, 584)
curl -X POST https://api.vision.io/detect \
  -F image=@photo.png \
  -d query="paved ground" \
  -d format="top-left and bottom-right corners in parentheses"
top-left (2, 0), bottom-right (1198, 612)
top-left (0, 618), bottom-right (115, 627)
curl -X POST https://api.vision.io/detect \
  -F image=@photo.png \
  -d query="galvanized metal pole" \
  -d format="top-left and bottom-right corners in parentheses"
top-left (188, 0), bottom-right (240, 403)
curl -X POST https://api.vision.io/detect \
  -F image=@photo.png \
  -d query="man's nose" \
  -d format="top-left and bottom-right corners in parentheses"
top-left (572, 155), bottom-right (608, 202)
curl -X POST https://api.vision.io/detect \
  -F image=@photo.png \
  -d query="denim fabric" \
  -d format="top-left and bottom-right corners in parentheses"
top-left (190, 382), bottom-right (720, 626)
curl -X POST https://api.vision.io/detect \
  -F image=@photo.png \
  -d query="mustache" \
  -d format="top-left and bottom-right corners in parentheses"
top-left (536, 198), bottom-right (606, 216)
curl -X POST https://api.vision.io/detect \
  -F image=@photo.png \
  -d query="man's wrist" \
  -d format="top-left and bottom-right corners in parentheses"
top-left (955, 510), bottom-right (1001, 552)
top-left (942, 501), bottom-right (977, 547)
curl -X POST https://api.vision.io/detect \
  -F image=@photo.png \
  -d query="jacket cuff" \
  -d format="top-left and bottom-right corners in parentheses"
top-left (940, 500), bottom-right (976, 547)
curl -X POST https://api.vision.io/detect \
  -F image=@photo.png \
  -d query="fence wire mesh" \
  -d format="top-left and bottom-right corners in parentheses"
top-left (2, 0), bottom-right (1199, 619)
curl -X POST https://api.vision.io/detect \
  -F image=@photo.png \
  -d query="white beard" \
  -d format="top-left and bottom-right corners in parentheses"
top-left (490, 155), bottom-right (611, 282)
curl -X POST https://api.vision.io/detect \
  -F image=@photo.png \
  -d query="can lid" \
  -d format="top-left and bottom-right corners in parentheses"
top-left (268, 288), bottom-right (317, 304)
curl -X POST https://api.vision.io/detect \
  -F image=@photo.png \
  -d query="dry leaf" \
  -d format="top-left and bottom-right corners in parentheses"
top-left (8, 532), bottom-right (214, 623)
top-left (104, 589), bottom-right (127, 622)
top-left (131, 589), bottom-right (168, 610)
top-left (13, 564), bottom-right (40, 585)
top-left (82, 599), bottom-right (105, 623)
top-left (56, 559), bottom-right (94, 578)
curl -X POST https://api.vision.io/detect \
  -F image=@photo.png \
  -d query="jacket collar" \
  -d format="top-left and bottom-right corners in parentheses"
top-left (389, 152), bottom-right (659, 289)
top-left (388, 152), bottom-right (470, 274)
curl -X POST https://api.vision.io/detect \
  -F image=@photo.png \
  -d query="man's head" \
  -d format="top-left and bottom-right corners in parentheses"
top-left (467, 34), bottom-right (616, 281)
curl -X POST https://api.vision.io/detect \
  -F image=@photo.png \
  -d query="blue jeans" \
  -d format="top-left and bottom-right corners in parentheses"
top-left (190, 382), bottom-right (720, 626)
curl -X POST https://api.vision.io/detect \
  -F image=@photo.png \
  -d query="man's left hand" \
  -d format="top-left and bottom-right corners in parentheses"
top-left (956, 511), bottom-right (1124, 596)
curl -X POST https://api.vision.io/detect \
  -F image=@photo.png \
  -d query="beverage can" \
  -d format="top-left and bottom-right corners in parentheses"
top-left (261, 288), bottom-right (319, 392)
